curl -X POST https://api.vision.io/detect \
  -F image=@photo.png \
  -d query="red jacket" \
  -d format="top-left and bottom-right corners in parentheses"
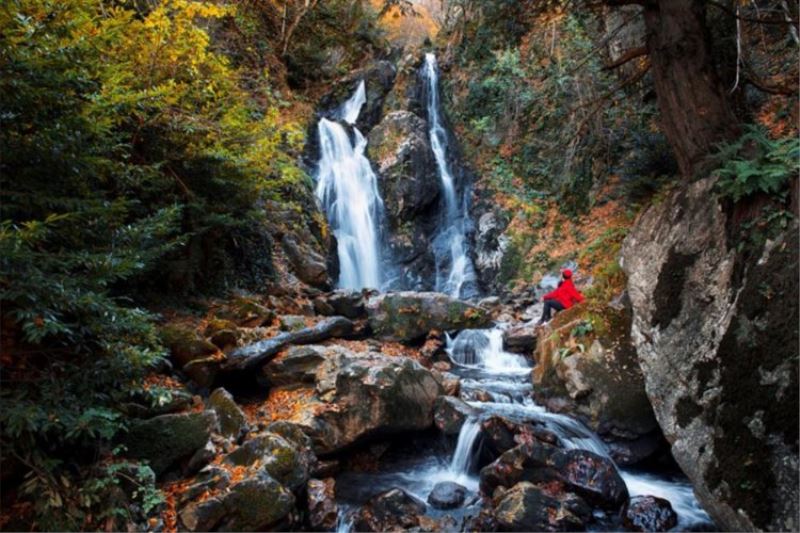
top-left (543, 279), bottom-right (584, 309)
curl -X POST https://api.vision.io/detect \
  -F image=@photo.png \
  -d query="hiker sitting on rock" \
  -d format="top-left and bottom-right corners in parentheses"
top-left (537, 269), bottom-right (584, 325)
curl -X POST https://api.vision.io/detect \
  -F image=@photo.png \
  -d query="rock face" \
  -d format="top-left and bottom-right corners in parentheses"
top-left (124, 411), bottom-right (217, 475)
top-left (473, 210), bottom-right (510, 293)
top-left (366, 291), bottom-right (490, 342)
top-left (532, 306), bottom-right (662, 465)
top-left (621, 176), bottom-right (799, 531)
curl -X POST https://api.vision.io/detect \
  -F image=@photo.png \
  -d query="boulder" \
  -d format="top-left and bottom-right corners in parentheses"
top-left (218, 470), bottom-right (295, 531)
top-left (366, 291), bottom-right (490, 342)
top-left (428, 481), bottom-right (467, 510)
top-left (433, 396), bottom-right (477, 436)
top-left (622, 495), bottom-right (678, 532)
top-left (208, 388), bottom-right (248, 441)
top-left (123, 411), bottom-right (217, 476)
top-left (263, 345), bottom-right (327, 387)
top-left (179, 497), bottom-right (227, 532)
top-left (320, 290), bottom-right (370, 319)
top-left (368, 111), bottom-right (439, 224)
top-left (621, 176), bottom-right (799, 530)
top-left (223, 432), bottom-right (312, 491)
top-left (160, 325), bottom-right (221, 387)
top-left (281, 235), bottom-right (331, 290)
top-left (354, 488), bottom-right (426, 532)
top-left (494, 482), bottom-right (591, 532)
top-left (307, 478), bottom-right (339, 531)
top-left (532, 306), bottom-right (661, 465)
top-left (473, 210), bottom-right (510, 294)
top-left (301, 348), bottom-right (443, 454)
top-left (502, 320), bottom-right (537, 354)
top-left (279, 314), bottom-right (308, 332)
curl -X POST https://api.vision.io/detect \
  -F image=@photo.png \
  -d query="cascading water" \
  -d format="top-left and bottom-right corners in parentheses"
top-left (315, 81), bottom-right (383, 290)
top-left (423, 53), bottom-right (478, 299)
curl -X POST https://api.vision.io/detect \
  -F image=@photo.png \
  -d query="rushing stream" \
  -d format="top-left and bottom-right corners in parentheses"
top-left (335, 326), bottom-right (713, 532)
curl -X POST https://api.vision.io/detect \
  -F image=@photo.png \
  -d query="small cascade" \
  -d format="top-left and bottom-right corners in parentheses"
top-left (315, 81), bottom-right (383, 290)
top-left (449, 418), bottom-right (481, 476)
top-left (422, 53), bottom-right (478, 299)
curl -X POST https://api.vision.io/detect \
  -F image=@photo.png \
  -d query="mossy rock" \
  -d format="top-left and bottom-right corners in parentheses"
top-left (161, 324), bottom-right (218, 369)
top-left (123, 411), bottom-right (217, 476)
top-left (219, 470), bottom-right (295, 531)
top-left (208, 388), bottom-right (248, 441)
top-left (224, 432), bottom-right (310, 491)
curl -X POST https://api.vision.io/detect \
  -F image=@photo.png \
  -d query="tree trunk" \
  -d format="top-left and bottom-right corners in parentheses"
top-left (643, 0), bottom-right (739, 177)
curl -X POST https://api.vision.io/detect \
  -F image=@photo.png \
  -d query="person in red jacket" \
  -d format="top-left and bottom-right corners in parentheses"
top-left (537, 269), bottom-right (584, 325)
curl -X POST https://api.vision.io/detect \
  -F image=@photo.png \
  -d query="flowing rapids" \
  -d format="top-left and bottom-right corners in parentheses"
top-left (423, 54), bottom-right (478, 299)
top-left (335, 326), bottom-right (713, 531)
top-left (315, 80), bottom-right (384, 290)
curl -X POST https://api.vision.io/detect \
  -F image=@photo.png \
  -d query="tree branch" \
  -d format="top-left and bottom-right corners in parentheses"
top-left (602, 45), bottom-right (648, 70)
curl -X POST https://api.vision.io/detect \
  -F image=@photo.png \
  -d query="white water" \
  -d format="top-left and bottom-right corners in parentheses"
top-left (449, 418), bottom-right (481, 476)
top-left (423, 53), bottom-right (478, 299)
top-left (315, 81), bottom-right (383, 290)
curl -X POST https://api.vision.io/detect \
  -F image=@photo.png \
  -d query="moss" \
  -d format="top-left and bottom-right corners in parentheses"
top-left (651, 248), bottom-right (698, 329)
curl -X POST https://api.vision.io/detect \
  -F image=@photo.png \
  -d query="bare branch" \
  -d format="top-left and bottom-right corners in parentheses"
top-left (602, 45), bottom-right (648, 70)
top-left (706, 0), bottom-right (799, 25)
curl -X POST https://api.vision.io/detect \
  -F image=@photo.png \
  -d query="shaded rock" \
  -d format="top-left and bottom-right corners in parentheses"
top-left (279, 314), bottom-right (308, 332)
top-left (314, 289), bottom-right (370, 319)
top-left (431, 369), bottom-right (461, 397)
top-left (209, 329), bottom-right (238, 350)
top-left (428, 481), bottom-right (467, 510)
top-left (160, 325), bottom-right (220, 387)
top-left (302, 348), bottom-right (443, 454)
top-left (178, 465), bottom-right (230, 505)
top-left (480, 443), bottom-right (562, 495)
top-left (474, 210), bottom-right (510, 294)
top-left (179, 497), bottom-right (226, 532)
top-left (355, 488), bottom-right (426, 532)
top-left (433, 396), bottom-right (476, 435)
top-left (223, 316), bottom-right (354, 372)
top-left (503, 321), bottom-right (537, 354)
top-left (185, 440), bottom-right (216, 475)
top-left (124, 411), bottom-right (217, 476)
top-left (219, 470), bottom-right (295, 531)
top-left (223, 432), bottom-right (311, 491)
top-left (208, 388), bottom-right (248, 441)
top-left (554, 449), bottom-right (628, 509)
top-left (622, 495), bottom-right (678, 532)
top-left (621, 176), bottom-right (799, 530)
top-left (494, 481), bottom-right (590, 532)
top-left (282, 235), bottom-right (330, 290)
top-left (367, 291), bottom-right (490, 342)
top-left (307, 478), bottom-right (339, 531)
top-left (263, 345), bottom-right (326, 387)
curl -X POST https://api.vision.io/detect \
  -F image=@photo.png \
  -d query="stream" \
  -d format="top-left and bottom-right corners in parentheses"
top-left (333, 327), bottom-right (714, 531)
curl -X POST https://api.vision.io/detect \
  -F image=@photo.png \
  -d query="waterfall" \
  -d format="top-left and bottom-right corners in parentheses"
top-left (423, 53), bottom-right (478, 299)
top-left (449, 418), bottom-right (481, 476)
top-left (315, 81), bottom-right (383, 290)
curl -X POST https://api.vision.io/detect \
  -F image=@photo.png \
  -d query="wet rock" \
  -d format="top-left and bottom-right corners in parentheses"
top-left (431, 369), bottom-right (460, 397)
top-left (263, 345), bottom-right (326, 387)
top-left (123, 411), bottom-right (217, 476)
top-left (307, 478), bottom-right (339, 531)
top-left (354, 488), bottom-right (426, 532)
top-left (428, 481), bottom-right (467, 509)
top-left (302, 348), bottom-right (443, 454)
top-left (503, 321), bottom-right (538, 354)
top-left (208, 388), bottom-right (248, 441)
top-left (621, 176), bottom-right (799, 530)
top-left (366, 291), bottom-right (490, 342)
top-left (622, 495), bottom-right (678, 532)
top-left (480, 443), bottom-right (561, 495)
top-left (494, 481), bottom-right (590, 531)
top-left (433, 396), bottom-right (477, 436)
top-left (223, 432), bottom-right (312, 491)
top-left (281, 235), bottom-right (330, 290)
top-left (223, 316), bottom-right (354, 372)
top-left (554, 449), bottom-right (628, 509)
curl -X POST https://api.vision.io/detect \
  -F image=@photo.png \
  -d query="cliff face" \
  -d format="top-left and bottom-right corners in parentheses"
top-left (621, 176), bottom-right (799, 531)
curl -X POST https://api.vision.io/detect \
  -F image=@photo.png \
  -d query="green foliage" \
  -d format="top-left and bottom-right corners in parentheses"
top-left (570, 319), bottom-right (594, 337)
top-left (714, 125), bottom-right (799, 202)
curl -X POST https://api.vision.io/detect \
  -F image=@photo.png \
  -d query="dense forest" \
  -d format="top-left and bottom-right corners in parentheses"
top-left (1, 0), bottom-right (797, 531)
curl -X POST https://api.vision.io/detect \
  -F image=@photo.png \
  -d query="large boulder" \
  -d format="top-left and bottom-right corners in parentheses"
top-left (532, 305), bottom-right (662, 465)
top-left (218, 470), bottom-right (296, 531)
top-left (160, 325), bottom-right (221, 388)
top-left (493, 481), bottom-right (591, 531)
top-left (366, 291), bottom-right (491, 342)
top-left (281, 235), bottom-right (331, 290)
top-left (300, 347), bottom-right (443, 454)
top-left (223, 431), bottom-right (313, 491)
top-left (621, 176), bottom-right (799, 531)
top-left (368, 111), bottom-right (439, 224)
top-left (263, 345), bottom-right (327, 387)
top-left (473, 210), bottom-right (510, 294)
top-left (123, 411), bottom-right (217, 476)
top-left (207, 388), bottom-right (248, 441)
